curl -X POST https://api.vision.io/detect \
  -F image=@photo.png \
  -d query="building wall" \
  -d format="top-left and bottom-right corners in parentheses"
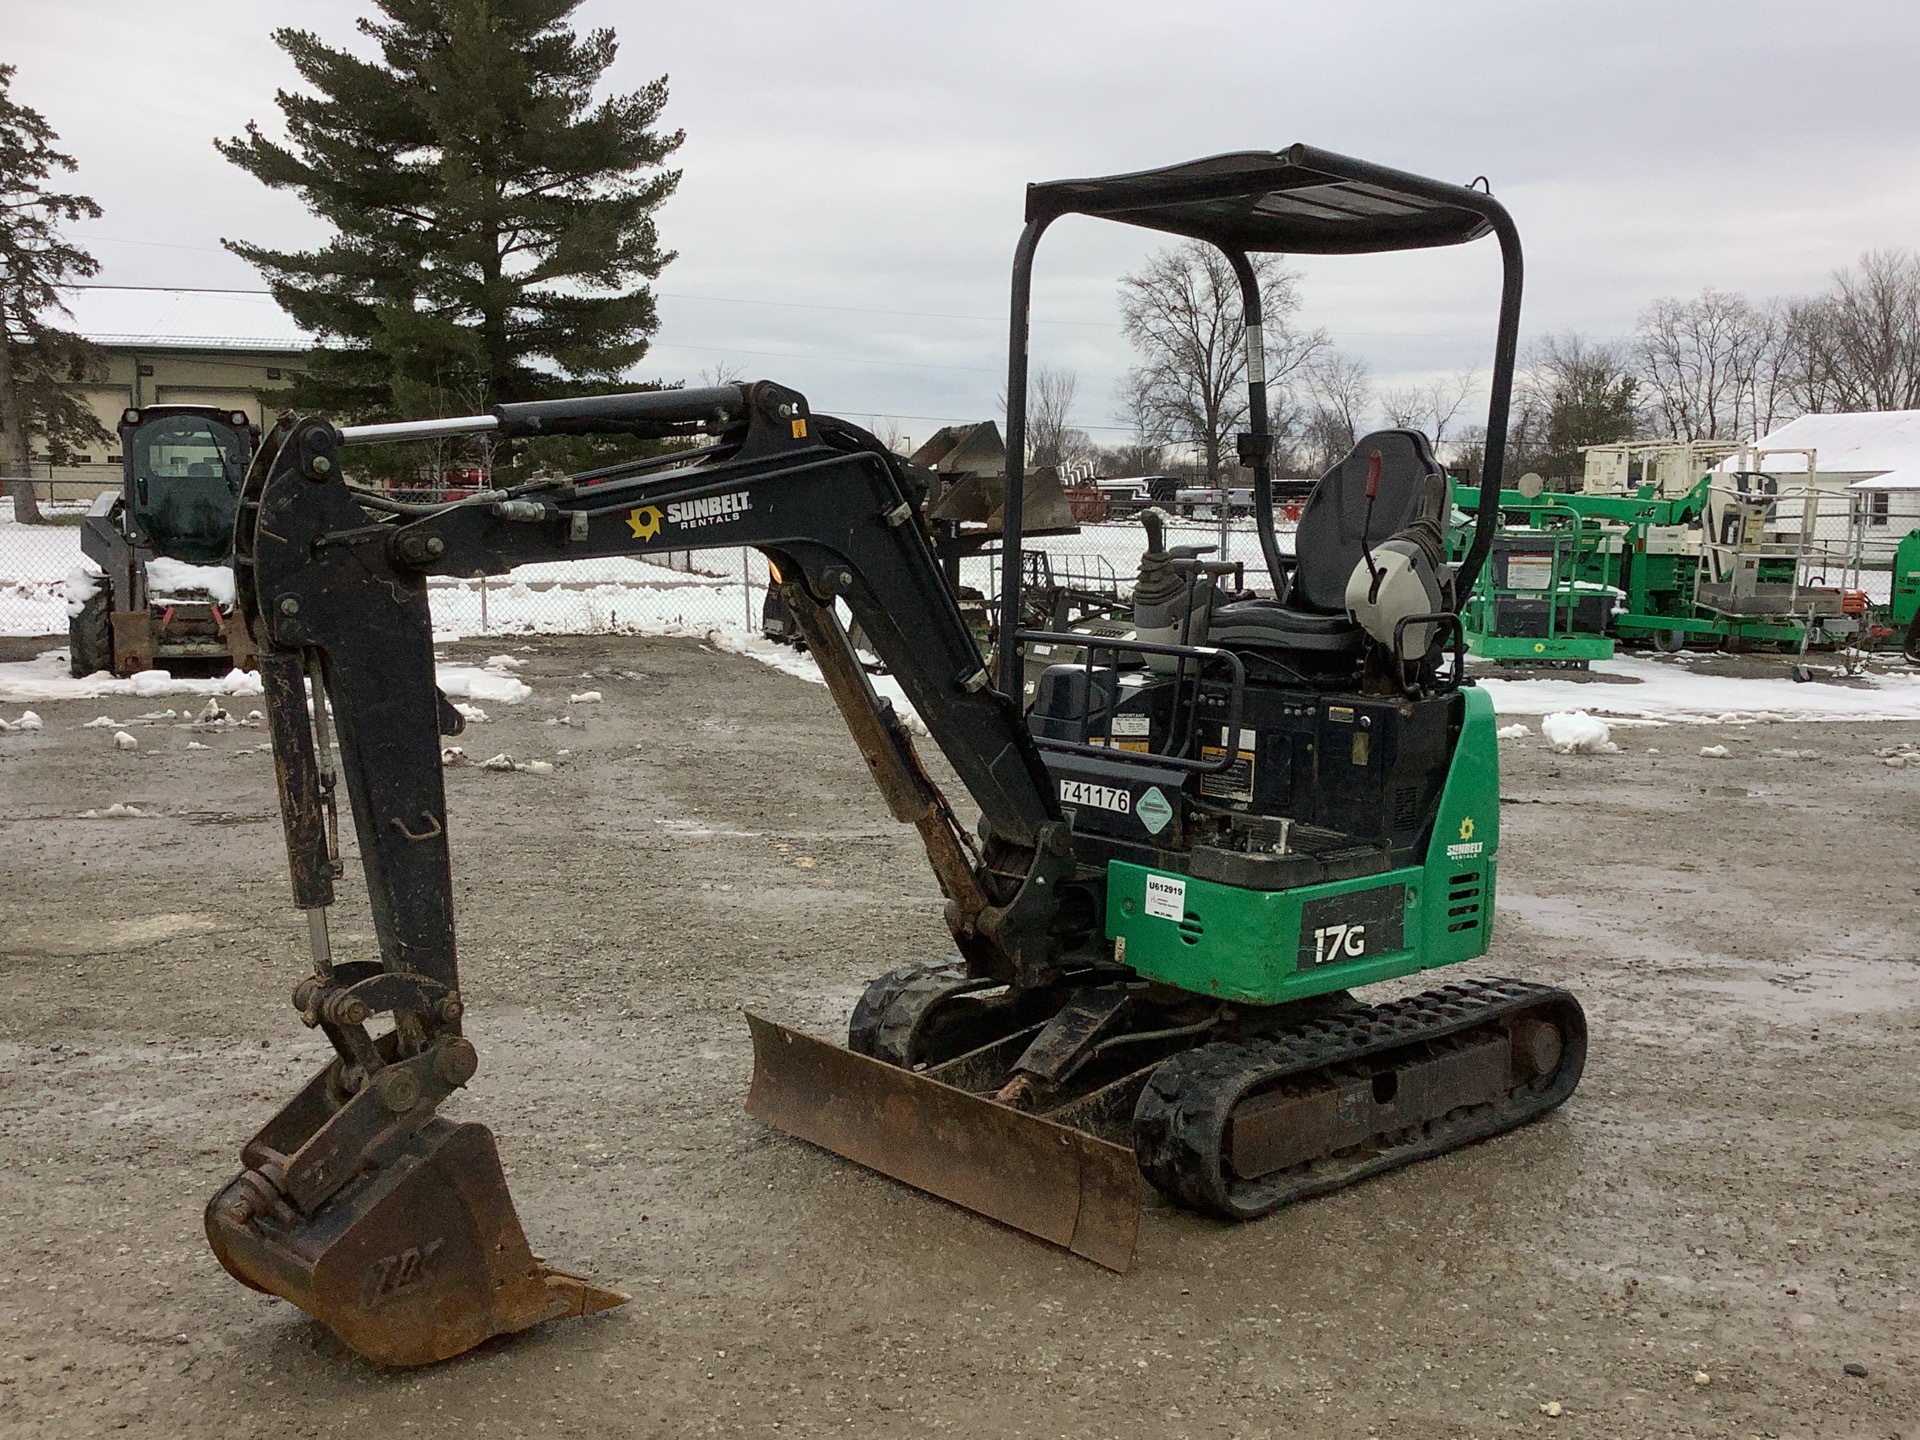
top-left (27, 343), bottom-right (306, 501)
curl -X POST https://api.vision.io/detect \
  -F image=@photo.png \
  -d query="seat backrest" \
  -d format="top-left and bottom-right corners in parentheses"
top-left (1290, 429), bottom-right (1448, 612)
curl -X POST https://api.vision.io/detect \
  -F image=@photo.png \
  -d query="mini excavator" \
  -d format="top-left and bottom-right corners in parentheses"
top-left (206, 145), bottom-right (1585, 1366)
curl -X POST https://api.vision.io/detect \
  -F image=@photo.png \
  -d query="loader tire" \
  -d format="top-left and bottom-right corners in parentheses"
top-left (69, 590), bottom-right (113, 678)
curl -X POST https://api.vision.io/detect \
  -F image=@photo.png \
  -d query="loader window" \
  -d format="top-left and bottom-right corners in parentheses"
top-left (128, 416), bottom-right (246, 564)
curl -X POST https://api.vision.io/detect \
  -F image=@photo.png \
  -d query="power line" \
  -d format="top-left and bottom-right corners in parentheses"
top-left (64, 276), bottom-right (1495, 340)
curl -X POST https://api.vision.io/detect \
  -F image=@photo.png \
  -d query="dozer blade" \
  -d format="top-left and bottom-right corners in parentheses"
top-left (207, 1115), bottom-right (626, 1367)
top-left (744, 1012), bottom-right (1140, 1271)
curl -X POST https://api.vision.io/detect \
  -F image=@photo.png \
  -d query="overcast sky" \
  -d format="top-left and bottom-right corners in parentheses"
top-left (13, 0), bottom-right (1920, 443)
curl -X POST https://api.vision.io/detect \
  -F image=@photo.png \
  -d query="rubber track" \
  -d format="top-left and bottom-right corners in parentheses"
top-left (1133, 977), bottom-right (1586, 1220)
top-left (846, 959), bottom-right (970, 1064)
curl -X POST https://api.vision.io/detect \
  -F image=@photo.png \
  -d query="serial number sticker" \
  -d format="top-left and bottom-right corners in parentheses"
top-left (1144, 873), bottom-right (1186, 922)
top-left (1059, 779), bottom-right (1130, 814)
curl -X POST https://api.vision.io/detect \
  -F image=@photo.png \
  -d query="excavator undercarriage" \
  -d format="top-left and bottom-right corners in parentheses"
top-left (206, 145), bottom-right (1586, 1365)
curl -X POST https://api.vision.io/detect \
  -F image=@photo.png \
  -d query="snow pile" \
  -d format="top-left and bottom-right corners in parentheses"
top-left (0, 709), bottom-right (42, 732)
top-left (112, 731), bottom-right (138, 750)
top-left (1540, 711), bottom-right (1617, 755)
top-left (1495, 722), bottom-right (1530, 740)
top-left (144, 558), bottom-right (237, 607)
top-left (63, 560), bottom-right (104, 616)
top-left (1699, 745), bottom-right (1731, 758)
top-left (569, 690), bottom-right (602, 704)
top-left (0, 653), bottom-right (265, 704)
top-left (78, 802), bottom-right (152, 819)
top-left (477, 752), bottom-right (553, 774)
top-left (452, 702), bottom-right (489, 723)
top-left (437, 665), bottom-right (532, 705)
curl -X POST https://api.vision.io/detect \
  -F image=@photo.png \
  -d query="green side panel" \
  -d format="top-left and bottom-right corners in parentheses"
top-left (1467, 632), bottom-right (1614, 662)
top-left (1104, 689), bottom-right (1501, 1006)
top-left (1893, 530), bottom-right (1920, 628)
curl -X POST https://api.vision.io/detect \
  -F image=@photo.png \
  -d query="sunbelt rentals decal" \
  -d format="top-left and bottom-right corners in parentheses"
top-left (627, 489), bottom-right (753, 542)
top-left (1445, 815), bottom-right (1484, 860)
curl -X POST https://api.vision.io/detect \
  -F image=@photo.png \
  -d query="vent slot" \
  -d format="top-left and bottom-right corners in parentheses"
top-left (1177, 912), bottom-right (1205, 946)
top-left (1447, 870), bottom-right (1483, 933)
top-left (1391, 785), bottom-right (1420, 831)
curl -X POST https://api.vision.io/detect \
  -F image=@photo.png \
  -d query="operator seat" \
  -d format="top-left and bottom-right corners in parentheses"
top-left (1209, 429), bottom-right (1450, 658)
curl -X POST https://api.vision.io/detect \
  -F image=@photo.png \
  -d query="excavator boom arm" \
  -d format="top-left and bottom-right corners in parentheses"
top-left (208, 382), bottom-right (1084, 1365)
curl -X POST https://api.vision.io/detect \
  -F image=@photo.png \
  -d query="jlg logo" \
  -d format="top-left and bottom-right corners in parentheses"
top-left (1312, 923), bottom-right (1367, 965)
top-left (364, 1237), bottom-right (445, 1304)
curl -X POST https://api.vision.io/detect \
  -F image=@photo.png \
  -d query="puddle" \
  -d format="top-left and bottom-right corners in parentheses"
top-left (3, 911), bottom-right (223, 957)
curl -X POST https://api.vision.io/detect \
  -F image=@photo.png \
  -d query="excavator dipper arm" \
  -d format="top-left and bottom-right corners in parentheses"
top-left (209, 383), bottom-right (1095, 1363)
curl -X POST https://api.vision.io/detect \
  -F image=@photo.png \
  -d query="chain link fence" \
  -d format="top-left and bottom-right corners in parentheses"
top-left (0, 499), bottom-right (1262, 650)
top-left (3, 486), bottom-right (1901, 651)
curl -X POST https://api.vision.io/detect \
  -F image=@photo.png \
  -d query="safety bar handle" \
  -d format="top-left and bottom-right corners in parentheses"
top-left (1389, 610), bottom-right (1468, 696)
top-left (1017, 629), bottom-right (1247, 775)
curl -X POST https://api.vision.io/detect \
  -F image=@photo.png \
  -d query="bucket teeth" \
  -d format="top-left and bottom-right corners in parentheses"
top-left (542, 1269), bottom-right (632, 1318)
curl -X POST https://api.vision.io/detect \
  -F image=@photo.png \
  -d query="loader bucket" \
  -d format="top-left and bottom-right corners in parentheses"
top-left (744, 1013), bottom-right (1141, 1271)
top-left (207, 1114), bottom-right (626, 1366)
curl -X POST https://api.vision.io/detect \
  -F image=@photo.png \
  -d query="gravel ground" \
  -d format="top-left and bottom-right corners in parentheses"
top-left (1, 634), bottom-right (1916, 1439)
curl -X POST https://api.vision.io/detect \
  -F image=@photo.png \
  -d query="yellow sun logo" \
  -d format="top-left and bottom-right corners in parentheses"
top-left (1458, 816), bottom-right (1475, 841)
top-left (626, 506), bottom-right (662, 542)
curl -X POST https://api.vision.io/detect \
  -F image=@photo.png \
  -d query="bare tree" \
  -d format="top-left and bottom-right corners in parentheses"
top-left (1116, 241), bottom-right (1326, 485)
top-left (1026, 365), bottom-right (1081, 468)
top-left (1376, 371), bottom-right (1477, 453)
top-left (865, 415), bottom-right (906, 453)
top-left (1782, 250), bottom-right (1920, 413)
top-left (1510, 333), bottom-right (1642, 480)
top-left (1634, 289), bottom-right (1776, 439)
top-left (1296, 350), bottom-right (1370, 473)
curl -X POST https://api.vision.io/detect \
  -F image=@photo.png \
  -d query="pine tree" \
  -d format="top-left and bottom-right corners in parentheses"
top-left (0, 64), bottom-right (108, 524)
top-left (219, 0), bottom-right (683, 434)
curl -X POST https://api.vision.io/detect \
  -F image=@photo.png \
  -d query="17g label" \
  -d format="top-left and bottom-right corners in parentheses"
top-left (1296, 885), bottom-right (1405, 970)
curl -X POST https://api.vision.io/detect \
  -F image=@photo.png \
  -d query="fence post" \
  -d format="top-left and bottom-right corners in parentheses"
top-left (741, 547), bottom-right (753, 634)
top-left (479, 574), bottom-right (489, 633)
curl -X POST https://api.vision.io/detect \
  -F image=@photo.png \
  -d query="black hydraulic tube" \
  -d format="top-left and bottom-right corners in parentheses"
top-left (997, 216), bottom-right (1052, 699)
top-left (494, 385), bottom-right (747, 439)
top-left (1225, 249), bottom-right (1289, 599)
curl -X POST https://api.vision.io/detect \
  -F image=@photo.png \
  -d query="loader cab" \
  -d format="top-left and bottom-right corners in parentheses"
top-left (118, 406), bottom-right (256, 564)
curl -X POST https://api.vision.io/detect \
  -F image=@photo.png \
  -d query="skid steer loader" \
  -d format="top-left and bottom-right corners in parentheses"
top-left (205, 144), bottom-right (1583, 1365)
top-left (71, 405), bottom-right (260, 677)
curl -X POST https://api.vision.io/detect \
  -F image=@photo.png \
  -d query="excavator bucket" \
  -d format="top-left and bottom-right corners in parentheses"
top-left (206, 1064), bottom-right (626, 1366)
top-left (744, 1013), bottom-right (1141, 1271)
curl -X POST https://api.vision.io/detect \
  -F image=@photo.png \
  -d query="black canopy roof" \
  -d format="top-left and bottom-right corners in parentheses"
top-left (1023, 144), bottom-right (1503, 255)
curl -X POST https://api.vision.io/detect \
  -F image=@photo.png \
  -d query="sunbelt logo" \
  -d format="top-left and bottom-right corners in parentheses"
top-left (667, 491), bottom-right (752, 528)
top-left (1445, 815), bottom-right (1484, 860)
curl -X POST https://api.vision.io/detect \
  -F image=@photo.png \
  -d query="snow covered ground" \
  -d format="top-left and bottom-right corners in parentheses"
top-left (1477, 655), bottom-right (1920, 724)
top-left (8, 508), bottom-right (1920, 728)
